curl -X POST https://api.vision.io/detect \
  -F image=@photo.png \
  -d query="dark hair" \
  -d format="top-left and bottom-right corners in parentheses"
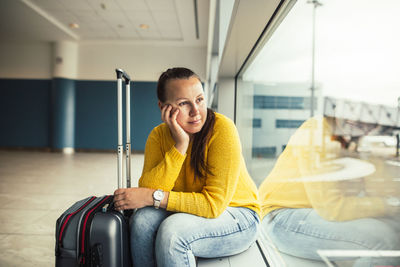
top-left (157, 67), bottom-right (215, 179)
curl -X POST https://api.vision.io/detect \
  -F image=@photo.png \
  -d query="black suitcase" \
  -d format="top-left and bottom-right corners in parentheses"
top-left (55, 69), bottom-right (133, 267)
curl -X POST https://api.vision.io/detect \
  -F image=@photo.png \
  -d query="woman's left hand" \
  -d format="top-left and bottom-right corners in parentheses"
top-left (113, 187), bottom-right (153, 211)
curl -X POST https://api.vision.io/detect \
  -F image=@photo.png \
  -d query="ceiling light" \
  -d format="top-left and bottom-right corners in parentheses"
top-left (139, 24), bottom-right (149, 29)
top-left (69, 23), bottom-right (79, 29)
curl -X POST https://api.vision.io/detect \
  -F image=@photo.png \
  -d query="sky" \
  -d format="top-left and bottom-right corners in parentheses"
top-left (243, 0), bottom-right (400, 107)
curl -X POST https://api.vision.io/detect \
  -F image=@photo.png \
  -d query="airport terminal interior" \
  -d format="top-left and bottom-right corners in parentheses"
top-left (1, 0), bottom-right (400, 266)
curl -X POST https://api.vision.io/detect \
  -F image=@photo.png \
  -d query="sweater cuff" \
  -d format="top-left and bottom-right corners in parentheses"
top-left (168, 145), bottom-right (187, 161)
top-left (166, 191), bottom-right (179, 211)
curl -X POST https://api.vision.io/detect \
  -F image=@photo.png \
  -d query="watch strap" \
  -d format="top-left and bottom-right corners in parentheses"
top-left (154, 199), bottom-right (161, 209)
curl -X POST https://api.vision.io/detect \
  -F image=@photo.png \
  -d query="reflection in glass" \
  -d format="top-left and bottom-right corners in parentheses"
top-left (259, 117), bottom-right (400, 266)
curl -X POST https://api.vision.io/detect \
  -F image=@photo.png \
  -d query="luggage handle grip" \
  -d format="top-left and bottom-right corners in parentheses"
top-left (115, 68), bottom-right (130, 84)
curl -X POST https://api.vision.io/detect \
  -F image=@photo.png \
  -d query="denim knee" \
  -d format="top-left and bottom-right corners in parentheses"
top-left (155, 214), bottom-right (189, 252)
top-left (130, 207), bottom-right (169, 239)
top-left (155, 214), bottom-right (195, 267)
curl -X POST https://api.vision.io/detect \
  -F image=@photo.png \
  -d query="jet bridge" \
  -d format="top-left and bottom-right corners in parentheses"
top-left (324, 97), bottom-right (400, 137)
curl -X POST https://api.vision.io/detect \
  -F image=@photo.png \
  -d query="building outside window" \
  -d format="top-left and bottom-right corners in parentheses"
top-left (276, 119), bottom-right (305, 128)
top-left (252, 118), bottom-right (262, 128)
top-left (252, 146), bottom-right (276, 159)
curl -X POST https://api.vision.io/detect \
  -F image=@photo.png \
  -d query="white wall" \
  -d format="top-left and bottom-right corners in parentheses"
top-left (78, 43), bottom-right (206, 81)
top-left (218, 0), bottom-right (235, 63)
top-left (0, 42), bottom-right (52, 79)
top-left (0, 41), bottom-right (207, 81)
top-left (217, 78), bottom-right (235, 120)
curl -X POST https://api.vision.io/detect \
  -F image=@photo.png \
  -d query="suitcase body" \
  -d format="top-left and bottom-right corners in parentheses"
top-left (55, 196), bottom-right (131, 267)
top-left (55, 69), bottom-right (133, 267)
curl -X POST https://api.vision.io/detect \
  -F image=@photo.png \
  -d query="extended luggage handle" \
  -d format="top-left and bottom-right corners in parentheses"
top-left (115, 68), bottom-right (132, 190)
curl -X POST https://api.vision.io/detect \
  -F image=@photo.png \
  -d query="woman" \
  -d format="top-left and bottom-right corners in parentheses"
top-left (113, 67), bottom-right (260, 267)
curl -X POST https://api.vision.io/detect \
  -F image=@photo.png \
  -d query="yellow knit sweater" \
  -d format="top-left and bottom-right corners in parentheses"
top-left (139, 112), bottom-right (260, 218)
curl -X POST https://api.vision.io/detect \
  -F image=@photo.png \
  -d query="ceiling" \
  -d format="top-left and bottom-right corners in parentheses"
top-left (0, 0), bottom-right (209, 46)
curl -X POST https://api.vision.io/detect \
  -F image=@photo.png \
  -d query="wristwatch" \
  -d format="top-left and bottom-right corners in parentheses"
top-left (152, 189), bottom-right (164, 209)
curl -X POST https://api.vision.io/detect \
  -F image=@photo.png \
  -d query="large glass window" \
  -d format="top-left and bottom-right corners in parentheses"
top-left (236, 0), bottom-right (400, 265)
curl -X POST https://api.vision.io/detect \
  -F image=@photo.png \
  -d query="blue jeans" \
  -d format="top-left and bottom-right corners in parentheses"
top-left (262, 208), bottom-right (400, 267)
top-left (130, 206), bottom-right (260, 267)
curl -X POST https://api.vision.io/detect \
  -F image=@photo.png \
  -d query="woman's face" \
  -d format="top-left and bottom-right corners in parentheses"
top-left (160, 76), bottom-right (207, 135)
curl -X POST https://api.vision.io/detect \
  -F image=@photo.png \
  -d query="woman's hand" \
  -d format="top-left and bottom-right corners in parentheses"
top-left (161, 104), bottom-right (190, 154)
top-left (113, 187), bottom-right (153, 211)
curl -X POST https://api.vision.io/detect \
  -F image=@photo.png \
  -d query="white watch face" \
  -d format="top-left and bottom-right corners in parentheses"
top-left (154, 190), bottom-right (164, 201)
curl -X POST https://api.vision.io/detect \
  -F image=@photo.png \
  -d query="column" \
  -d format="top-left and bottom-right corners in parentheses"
top-left (50, 41), bottom-right (78, 153)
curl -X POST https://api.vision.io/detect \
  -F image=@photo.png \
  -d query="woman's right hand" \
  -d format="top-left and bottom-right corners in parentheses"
top-left (161, 104), bottom-right (190, 155)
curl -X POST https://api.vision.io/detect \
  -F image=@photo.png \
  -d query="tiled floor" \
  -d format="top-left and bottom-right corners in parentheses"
top-left (0, 150), bottom-right (143, 266)
top-left (0, 150), bottom-right (336, 267)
